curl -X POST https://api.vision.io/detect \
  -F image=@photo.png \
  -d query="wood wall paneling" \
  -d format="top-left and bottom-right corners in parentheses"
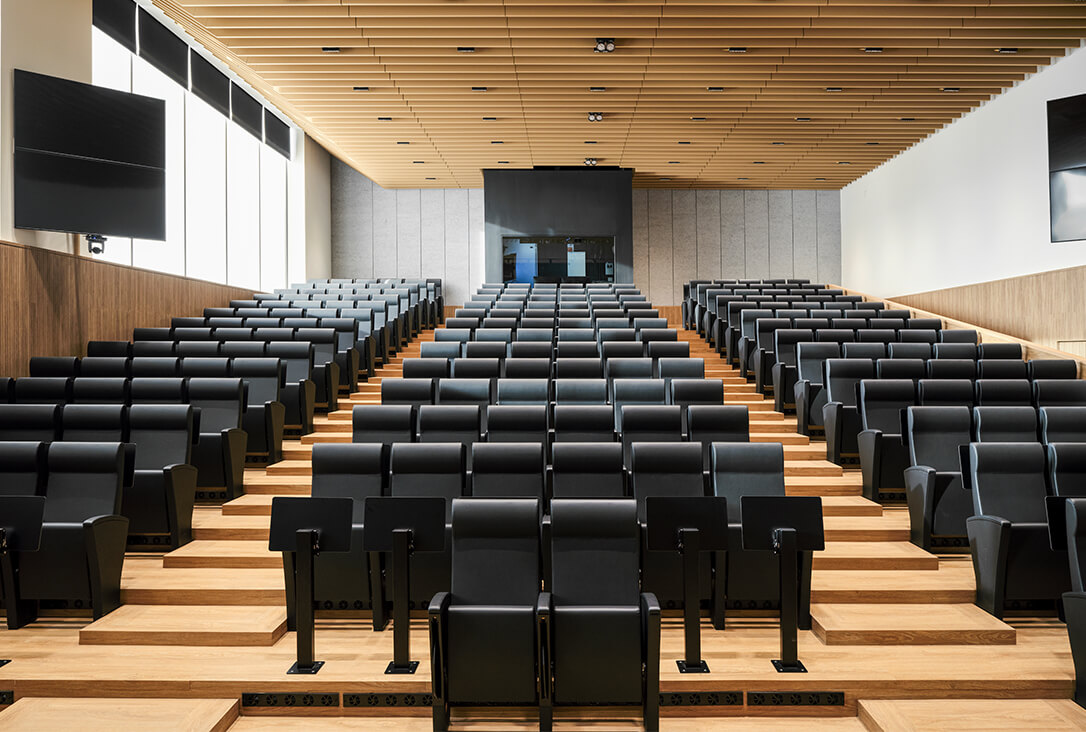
top-left (1, 240), bottom-right (250, 377)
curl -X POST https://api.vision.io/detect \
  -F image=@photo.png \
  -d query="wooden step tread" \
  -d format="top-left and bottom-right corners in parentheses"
top-left (858, 699), bottom-right (1086, 731)
top-left (193, 513), bottom-right (271, 541)
top-left (814, 542), bottom-right (939, 571)
top-left (121, 565), bottom-right (284, 605)
top-left (163, 540), bottom-right (280, 569)
top-left (0, 698), bottom-right (238, 732)
top-left (823, 513), bottom-right (909, 542)
top-left (80, 605), bottom-right (287, 647)
top-left (812, 563), bottom-right (975, 603)
top-left (811, 603), bottom-right (1015, 645)
top-left (230, 716), bottom-right (867, 731)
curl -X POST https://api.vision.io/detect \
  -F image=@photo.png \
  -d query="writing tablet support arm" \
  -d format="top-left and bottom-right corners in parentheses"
top-left (677, 527), bottom-right (709, 673)
top-left (387, 527), bottom-right (419, 674)
top-left (772, 527), bottom-right (805, 673)
top-left (289, 528), bottom-right (323, 674)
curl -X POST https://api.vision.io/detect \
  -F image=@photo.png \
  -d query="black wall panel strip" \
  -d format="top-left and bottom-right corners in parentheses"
top-left (138, 8), bottom-right (188, 88)
top-left (231, 82), bottom-right (264, 140)
top-left (264, 109), bottom-right (291, 158)
top-left (93, 0), bottom-right (137, 52)
top-left (190, 51), bottom-right (230, 117)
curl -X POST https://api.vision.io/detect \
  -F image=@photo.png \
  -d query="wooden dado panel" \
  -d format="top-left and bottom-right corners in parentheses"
top-left (0, 240), bottom-right (251, 377)
top-left (894, 265), bottom-right (1086, 354)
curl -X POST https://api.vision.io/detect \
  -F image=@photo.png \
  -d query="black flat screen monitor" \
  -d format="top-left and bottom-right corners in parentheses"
top-left (1047, 92), bottom-right (1086, 243)
top-left (13, 69), bottom-right (166, 240)
top-left (503, 235), bottom-right (615, 284)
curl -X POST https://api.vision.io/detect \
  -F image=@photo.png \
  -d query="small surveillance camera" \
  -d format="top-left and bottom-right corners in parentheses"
top-left (86, 234), bottom-right (107, 255)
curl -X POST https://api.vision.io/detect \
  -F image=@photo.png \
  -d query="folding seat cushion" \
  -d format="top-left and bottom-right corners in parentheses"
top-left (381, 378), bottom-right (435, 407)
top-left (352, 404), bottom-right (415, 445)
top-left (550, 443), bottom-right (626, 498)
top-left (0, 441), bottom-right (48, 496)
top-left (821, 359), bottom-right (875, 465)
top-left (60, 404), bottom-right (126, 442)
top-left (978, 343), bottom-right (1023, 360)
top-left (403, 358), bottom-right (450, 379)
top-left (129, 357), bottom-right (181, 378)
top-left (123, 405), bottom-right (198, 549)
top-left (939, 329), bottom-right (979, 344)
top-left (1034, 380), bottom-right (1086, 407)
top-left (888, 342), bottom-right (932, 360)
top-left (857, 379), bottom-right (916, 502)
top-left (548, 498), bottom-right (660, 729)
top-left (606, 357), bottom-right (654, 381)
top-left (0, 404), bottom-right (60, 442)
top-left (898, 329), bottom-right (938, 344)
top-left (87, 341), bottom-right (132, 358)
top-left (486, 405), bottom-right (548, 445)
top-left (552, 404), bottom-right (615, 442)
top-left (646, 341), bottom-right (689, 360)
top-left (977, 359), bottom-right (1028, 380)
top-left (495, 379), bottom-right (549, 406)
top-left (903, 406), bottom-right (974, 550)
top-left (918, 379), bottom-right (975, 407)
top-left (305, 443), bottom-right (387, 621)
top-left (612, 379), bottom-right (667, 430)
top-left (554, 358), bottom-right (603, 379)
top-left (463, 342), bottom-right (507, 360)
top-left (389, 442), bottom-right (465, 606)
top-left (14, 377), bottom-right (72, 405)
top-left (793, 342), bottom-right (840, 435)
top-left (926, 359), bottom-right (977, 380)
top-left (450, 358), bottom-right (501, 380)
top-left (975, 379), bottom-right (1032, 406)
top-left (421, 342), bottom-right (462, 360)
top-left (1028, 359), bottom-right (1079, 380)
top-left (877, 358), bottom-right (925, 381)
top-left (842, 343), bottom-right (885, 360)
top-left (470, 443), bottom-right (545, 498)
top-left (17, 442), bottom-right (128, 619)
top-left (1040, 407), bottom-right (1086, 443)
top-left (185, 377), bottom-right (247, 501)
top-left (29, 357), bottom-right (80, 378)
top-left (1048, 443), bottom-right (1086, 498)
top-left (619, 406), bottom-right (682, 464)
top-left (129, 377), bottom-right (186, 405)
top-left (967, 442), bottom-right (1070, 617)
top-left (553, 379), bottom-right (608, 405)
top-left (973, 406), bottom-right (1038, 442)
top-left (629, 442), bottom-right (711, 612)
top-left (710, 442), bottom-right (794, 623)
top-left (688, 405), bottom-right (750, 470)
top-left (71, 377), bottom-right (129, 405)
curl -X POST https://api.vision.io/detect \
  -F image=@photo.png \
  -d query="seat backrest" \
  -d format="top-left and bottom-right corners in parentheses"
top-left (555, 358), bottom-right (603, 379)
top-left (740, 309), bottom-right (773, 340)
top-left (87, 341), bottom-right (132, 358)
top-left (796, 343), bottom-right (840, 384)
top-left (485, 404), bottom-right (548, 443)
top-left (973, 406), bottom-right (1038, 443)
top-left (463, 342), bottom-right (508, 360)
top-left (0, 441), bottom-right (48, 496)
top-left (657, 358), bottom-right (704, 381)
top-left (311, 443), bottom-right (386, 521)
top-left (437, 377), bottom-right (491, 406)
top-left (1047, 443), bottom-right (1086, 498)
top-left (918, 379), bottom-right (975, 408)
top-left (450, 358), bottom-right (501, 380)
top-left (550, 498), bottom-right (640, 606)
top-left (450, 498), bottom-right (542, 606)
top-left (352, 404), bottom-right (415, 444)
top-left (402, 358), bottom-right (450, 379)
top-left (612, 379), bottom-right (666, 429)
top-left (471, 442), bottom-right (545, 498)
top-left (823, 359), bottom-right (874, 405)
top-left (420, 341), bottom-right (462, 360)
top-left (629, 442), bottom-right (705, 521)
top-left (670, 378), bottom-right (724, 408)
top-left (44, 442), bottom-right (125, 522)
top-left (14, 377), bottom-right (72, 405)
top-left (933, 343), bottom-right (977, 360)
top-left (975, 379), bottom-right (1032, 406)
top-left (552, 404), bottom-right (615, 442)
top-left (606, 357), bottom-right (654, 380)
top-left (842, 343), bottom-right (885, 361)
top-left (417, 404), bottom-right (482, 446)
top-left (898, 329), bottom-right (938, 345)
top-left (495, 378), bottom-right (549, 405)
top-left (550, 443), bottom-right (625, 498)
top-left (1040, 406), bottom-right (1086, 444)
top-left (926, 359), bottom-right (976, 381)
top-left (646, 341), bottom-right (689, 361)
top-left (180, 357), bottom-right (231, 378)
top-left (906, 406), bottom-right (972, 471)
top-left (29, 357), bottom-right (80, 378)
top-left (0, 404), bottom-right (60, 443)
top-left (1034, 379), bottom-right (1086, 407)
top-left (1028, 359), bottom-right (1079, 380)
top-left (381, 378), bottom-right (435, 407)
top-left (977, 359), bottom-right (1028, 380)
top-left (888, 342), bottom-right (932, 360)
top-left (389, 442), bottom-right (466, 519)
top-left (970, 442), bottom-right (1047, 522)
top-left (186, 377), bottom-right (245, 432)
top-left (130, 357), bottom-right (181, 378)
top-left (509, 342), bottom-right (552, 359)
top-left (128, 405), bottom-right (195, 469)
top-left (601, 341), bottom-right (645, 360)
top-left (877, 358), bottom-right (926, 381)
top-left (977, 343), bottom-right (1023, 360)
top-left (620, 405), bottom-right (682, 445)
top-left (711, 442), bottom-right (785, 523)
top-left (232, 358), bottom-right (284, 405)
top-left (71, 377), bottom-right (130, 405)
top-left (859, 379), bottom-right (916, 434)
top-left (553, 378), bottom-right (608, 405)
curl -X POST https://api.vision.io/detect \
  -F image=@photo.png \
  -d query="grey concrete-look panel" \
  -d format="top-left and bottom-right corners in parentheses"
top-left (792, 190), bottom-right (818, 281)
top-left (672, 190), bottom-right (698, 305)
top-left (816, 190), bottom-right (842, 285)
top-left (371, 185), bottom-right (398, 277)
top-left (695, 190), bottom-right (722, 281)
top-left (632, 188), bottom-right (649, 294)
top-left (647, 189), bottom-right (675, 305)
top-left (420, 189), bottom-right (445, 284)
top-left (720, 190), bottom-right (745, 278)
top-left (395, 188), bottom-right (422, 278)
top-left (329, 158), bottom-right (373, 278)
top-left (744, 190), bottom-right (770, 279)
top-left (443, 189), bottom-right (470, 306)
top-left (768, 190), bottom-right (794, 279)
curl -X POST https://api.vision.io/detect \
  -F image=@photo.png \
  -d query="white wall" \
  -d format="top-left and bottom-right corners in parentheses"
top-left (841, 43), bottom-right (1086, 298)
top-left (0, 0), bottom-right (92, 252)
top-left (303, 134), bottom-right (331, 280)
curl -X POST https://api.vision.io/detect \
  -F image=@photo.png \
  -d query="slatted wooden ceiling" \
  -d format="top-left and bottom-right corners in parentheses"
top-left (153, 0), bottom-right (1086, 189)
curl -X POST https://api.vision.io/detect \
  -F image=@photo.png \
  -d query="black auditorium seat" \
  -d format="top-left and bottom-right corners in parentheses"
top-left (1048, 443), bottom-right (1086, 499)
top-left (503, 358), bottom-right (551, 380)
top-left (687, 405), bottom-right (749, 471)
top-left (548, 499), bottom-right (660, 732)
top-left (0, 404), bottom-right (60, 442)
top-left (552, 405), bottom-right (615, 443)
top-left (486, 405), bottom-right (548, 445)
top-left (28, 357), bottom-right (80, 377)
top-left (903, 406), bottom-right (974, 551)
top-left (1041, 407), bottom-right (1086, 443)
top-left (967, 442), bottom-right (1071, 618)
top-left (1028, 359), bottom-right (1079, 380)
top-left (266, 342), bottom-right (317, 434)
top-left (794, 343), bottom-right (840, 436)
top-left (975, 378), bottom-right (1032, 406)
top-left (14, 377), bottom-right (72, 405)
top-left (857, 380), bottom-right (916, 503)
top-left (232, 358), bottom-right (286, 463)
top-left (186, 378), bottom-right (248, 501)
top-left (550, 443), bottom-right (626, 498)
top-left (619, 405), bottom-right (682, 465)
top-left (403, 358), bottom-right (450, 379)
top-left (495, 378), bottom-right (549, 405)
top-left (124, 405), bottom-right (198, 550)
top-left (972, 406), bottom-right (1038, 443)
top-left (822, 358), bottom-right (875, 465)
top-left (470, 443), bottom-right (545, 499)
top-left (918, 379), bottom-right (975, 407)
top-left (1034, 380), bottom-right (1086, 407)
top-left (0, 441), bottom-right (47, 496)
top-left (381, 377), bottom-right (435, 407)
top-left (429, 498), bottom-right (547, 732)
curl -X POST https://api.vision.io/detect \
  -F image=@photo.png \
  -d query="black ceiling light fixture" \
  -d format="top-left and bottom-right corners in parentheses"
top-left (942, 87), bottom-right (961, 92)
top-left (690, 116), bottom-right (707, 121)
top-left (457, 46), bottom-right (476, 53)
top-left (795, 116), bottom-right (812, 122)
top-left (594, 38), bottom-right (616, 53)
top-left (353, 86), bottom-right (369, 91)
top-left (321, 47), bottom-right (341, 53)
top-left (584, 157), bottom-right (598, 166)
top-left (482, 116), bottom-right (497, 121)
top-left (707, 86), bottom-right (724, 92)
top-left (472, 86), bottom-right (488, 91)
top-left (728, 47), bottom-right (747, 53)
top-left (862, 47), bottom-right (883, 53)
top-left (377, 116), bottom-right (392, 121)
top-left (825, 87), bottom-right (843, 92)
top-left (588, 112), bottom-right (603, 122)
top-left (996, 48), bottom-right (1018, 54)
top-left (589, 86), bottom-right (606, 92)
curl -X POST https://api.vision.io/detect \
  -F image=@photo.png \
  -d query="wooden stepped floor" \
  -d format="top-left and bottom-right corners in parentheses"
top-left (0, 698), bottom-right (239, 732)
top-left (858, 698), bottom-right (1086, 731)
top-left (228, 716), bottom-right (869, 730)
top-left (80, 605), bottom-right (287, 646)
top-left (810, 604), bottom-right (1016, 646)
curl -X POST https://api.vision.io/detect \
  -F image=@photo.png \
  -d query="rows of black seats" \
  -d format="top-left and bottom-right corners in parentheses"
top-left (0, 403), bottom-right (198, 549)
top-left (0, 442), bottom-right (129, 626)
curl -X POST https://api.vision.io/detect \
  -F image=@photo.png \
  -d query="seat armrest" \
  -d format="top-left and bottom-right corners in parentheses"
top-left (967, 514), bottom-right (1012, 618)
top-left (857, 429), bottom-right (881, 501)
top-left (536, 591), bottom-right (553, 703)
top-left (428, 591), bottom-right (452, 710)
top-left (904, 465), bottom-right (937, 548)
top-left (640, 591), bottom-right (661, 732)
top-left (83, 514), bottom-right (130, 619)
top-left (161, 463), bottom-right (198, 547)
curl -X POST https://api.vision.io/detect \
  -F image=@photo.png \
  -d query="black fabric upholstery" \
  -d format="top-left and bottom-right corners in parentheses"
top-left (904, 406), bottom-right (974, 550)
top-left (973, 406), bottom-right (1038, 443)
top-left (471, 443), bottom-right (545, 498)
top-left (1040, 407), bottom-right (1086, 443)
